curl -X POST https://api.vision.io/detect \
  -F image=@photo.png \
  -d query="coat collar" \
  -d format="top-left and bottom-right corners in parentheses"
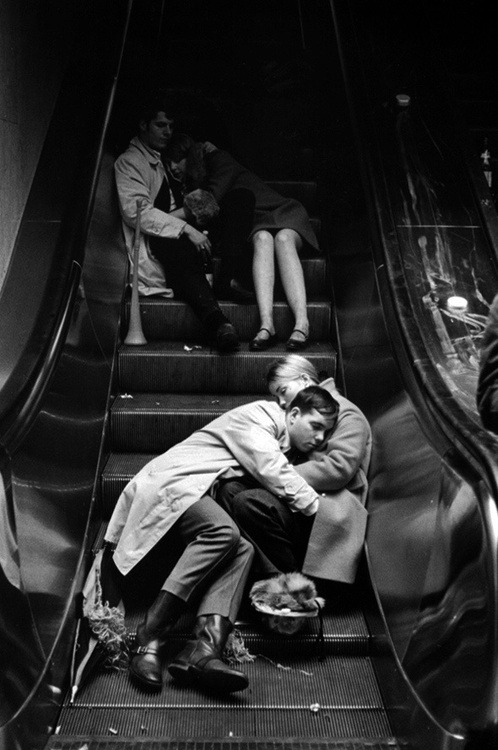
top-left (129, 136), bottom-right (163, 168)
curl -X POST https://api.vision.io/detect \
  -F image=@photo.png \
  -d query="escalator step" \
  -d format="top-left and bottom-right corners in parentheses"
top-left (118, 342), bottom-right (336, 394)
top-left (110, 392), bottom-right (268, 452)
top-left (125, 299), bottom-right (331, 343)
top-left (48, 739), bottom-right (401, 749)
top-left (54, 655), bottom-right (393, 740)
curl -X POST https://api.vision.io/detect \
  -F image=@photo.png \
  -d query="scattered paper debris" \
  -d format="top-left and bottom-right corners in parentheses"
top-left (109, 727), bottom-right (118, 735)
top-left (183, 344), bottom-right (203, 352)
top-left (119, 393), bottom-right (133, 399)
top-left (310, 703), bottom-right (320, 712)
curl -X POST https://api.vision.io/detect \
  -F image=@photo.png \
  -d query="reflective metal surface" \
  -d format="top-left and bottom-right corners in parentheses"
top-left (332, 0), bottom-right (498, 746)
top-left (0, 152), bottom-right (127, 749)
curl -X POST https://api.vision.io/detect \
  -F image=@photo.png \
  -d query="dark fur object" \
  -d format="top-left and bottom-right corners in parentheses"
top-left (183, 188), bottom-right (220, 228)
top-left (250, 572), bottom-right (324, 613)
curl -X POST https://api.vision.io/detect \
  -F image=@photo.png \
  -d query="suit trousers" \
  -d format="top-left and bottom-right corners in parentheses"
top-left (113, 495), bottom-right (254, 624)
top-left (212, 187), bottom-right (255, 288)
top-left (216, 476), bottom-right (315, 580)
top-left (149, 234), bottom-right (227, 333)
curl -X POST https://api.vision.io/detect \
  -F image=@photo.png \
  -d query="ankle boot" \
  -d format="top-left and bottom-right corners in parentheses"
top-left (168, 614), bottom-right (249, 693)
top-left (129, 590), bottom-right (185, 691)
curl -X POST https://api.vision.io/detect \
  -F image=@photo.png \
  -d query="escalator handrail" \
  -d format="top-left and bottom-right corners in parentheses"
top-left (330, 0), bottom-right (498, 736)
top-left (0, 0), bottom-right (133, 452)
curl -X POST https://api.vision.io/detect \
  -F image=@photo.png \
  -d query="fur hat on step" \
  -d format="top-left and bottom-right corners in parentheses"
top-left (249, 572), bottom-right (325, 636)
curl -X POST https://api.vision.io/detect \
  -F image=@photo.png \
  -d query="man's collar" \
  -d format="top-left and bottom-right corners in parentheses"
top-left (131, 136), bottom-right (163, 165)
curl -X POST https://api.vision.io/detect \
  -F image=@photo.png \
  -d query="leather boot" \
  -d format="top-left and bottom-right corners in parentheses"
top-left (129, 590), bottom-right (185, 691)
top-left (168, 614), bottom-right (249, 693)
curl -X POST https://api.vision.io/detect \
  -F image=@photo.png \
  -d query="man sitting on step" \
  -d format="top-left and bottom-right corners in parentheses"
top-left (103, 386), bottom-right (338, 694)
top-left (114, 92), bottom-right (251, 352)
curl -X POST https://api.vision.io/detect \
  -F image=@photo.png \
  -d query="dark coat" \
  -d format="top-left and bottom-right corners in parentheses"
top-left (204, 149), bottom-right (320, 252)
top-left (477, 292), bottom-right (498, 433)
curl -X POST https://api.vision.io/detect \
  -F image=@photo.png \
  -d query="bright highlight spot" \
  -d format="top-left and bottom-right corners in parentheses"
top-left (446, 296), bottom-right (468, 312)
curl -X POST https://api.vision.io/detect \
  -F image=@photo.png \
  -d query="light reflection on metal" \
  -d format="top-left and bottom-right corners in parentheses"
top-left (447, 296), bottom-right (468, 312)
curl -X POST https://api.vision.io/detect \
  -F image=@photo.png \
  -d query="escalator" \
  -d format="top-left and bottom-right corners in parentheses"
top-left (1, 2), bottom-right (498, 750)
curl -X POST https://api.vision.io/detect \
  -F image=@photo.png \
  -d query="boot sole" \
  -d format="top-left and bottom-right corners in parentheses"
top-left (168, 662), bottom-right (248, 693)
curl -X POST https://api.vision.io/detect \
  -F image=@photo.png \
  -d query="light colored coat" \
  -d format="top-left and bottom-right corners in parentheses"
top-left (297, 379), bottom-right (371, 583)
top-left (105, 400), bottom-right (320, 575)
top-left (114, 136), bottom-right (186, 296)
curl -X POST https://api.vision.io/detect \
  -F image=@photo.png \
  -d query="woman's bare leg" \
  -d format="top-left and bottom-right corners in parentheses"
top-left (251, 230), bottom-right (276, 343)
top-left (275, 229), bottom-right (309, 342)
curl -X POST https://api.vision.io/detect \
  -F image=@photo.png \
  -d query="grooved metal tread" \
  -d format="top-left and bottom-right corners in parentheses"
top-left (122, 609), bottom-right (370, 653)
top-left (54, 655), bottom-right (393, 740)
top-left (110, 393), bottom-right (272, 451)
top-left (119, 341), bottom-right (336, 357)
top-left (111, 392), bottom-right (266, 415)
top-left (128, 299), bottom-right (332, 343)
top-left (47, 739), bottom-right (401, 749)
top-left (117, 343), bottom-right (336, 395)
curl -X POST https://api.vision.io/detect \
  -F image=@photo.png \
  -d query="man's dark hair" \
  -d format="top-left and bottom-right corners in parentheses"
top-left (288, 385), bottom-right (339, 421)
top-left (137, 92), bottom-right (178, 127)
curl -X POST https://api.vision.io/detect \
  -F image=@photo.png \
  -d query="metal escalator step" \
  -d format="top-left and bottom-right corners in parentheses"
top-left (118, 342), bottom-right (336, 394)
top-left (121, 608), bottom-right (370, 657)
top-left (54, 655), bottom-right (392, 739)
top-left (110, 393), bottom-right (268, 452)
top-left (48, 738), bottom-right (401, 749)
top-left (127, 299), bottom-right (331, 343)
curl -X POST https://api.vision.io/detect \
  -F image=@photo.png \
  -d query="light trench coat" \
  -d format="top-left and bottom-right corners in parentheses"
top-left (105, 400), bottom-right (320, 576)
top-left (114, 136), bottom-right (187, 296)
top-left (297, 378), bottom-right (371, 583)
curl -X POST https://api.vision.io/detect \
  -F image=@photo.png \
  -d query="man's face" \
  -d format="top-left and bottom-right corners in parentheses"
top-left (286, 407), bottom-right (336, 453)
top-left (139, 111), bottom-right (174, 152)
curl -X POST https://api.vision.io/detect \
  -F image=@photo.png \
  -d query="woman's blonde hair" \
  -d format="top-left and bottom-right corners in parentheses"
top-left (266, 354), bottom-right (320, 387)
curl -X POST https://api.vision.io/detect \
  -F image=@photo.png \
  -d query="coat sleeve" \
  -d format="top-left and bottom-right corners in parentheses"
top-left (114, 153), bottom-right (186, 239)
top-left (221, 404), bottom-right (320, 515)
top-left (204, 150), bottom-right (241, 203)
top-left (294, 408), bottom-right (370, 492)
top-left (477, 293), bottom-right (498, 434)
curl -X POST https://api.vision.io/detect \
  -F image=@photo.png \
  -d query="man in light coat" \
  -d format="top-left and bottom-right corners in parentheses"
top-left (104, 386), bottom-right (338, 695)
top-left (114, 94), bottom-right (240, 351)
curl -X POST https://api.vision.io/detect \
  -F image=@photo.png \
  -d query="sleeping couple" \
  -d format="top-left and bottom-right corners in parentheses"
top-left (99, 354), bottom-right (371, 695)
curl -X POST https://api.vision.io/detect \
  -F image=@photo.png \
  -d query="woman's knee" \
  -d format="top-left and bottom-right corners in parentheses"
top-left (253, 229), bottom-right (273, 246)
top-left (275, 228), bottom-right (301, 250)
